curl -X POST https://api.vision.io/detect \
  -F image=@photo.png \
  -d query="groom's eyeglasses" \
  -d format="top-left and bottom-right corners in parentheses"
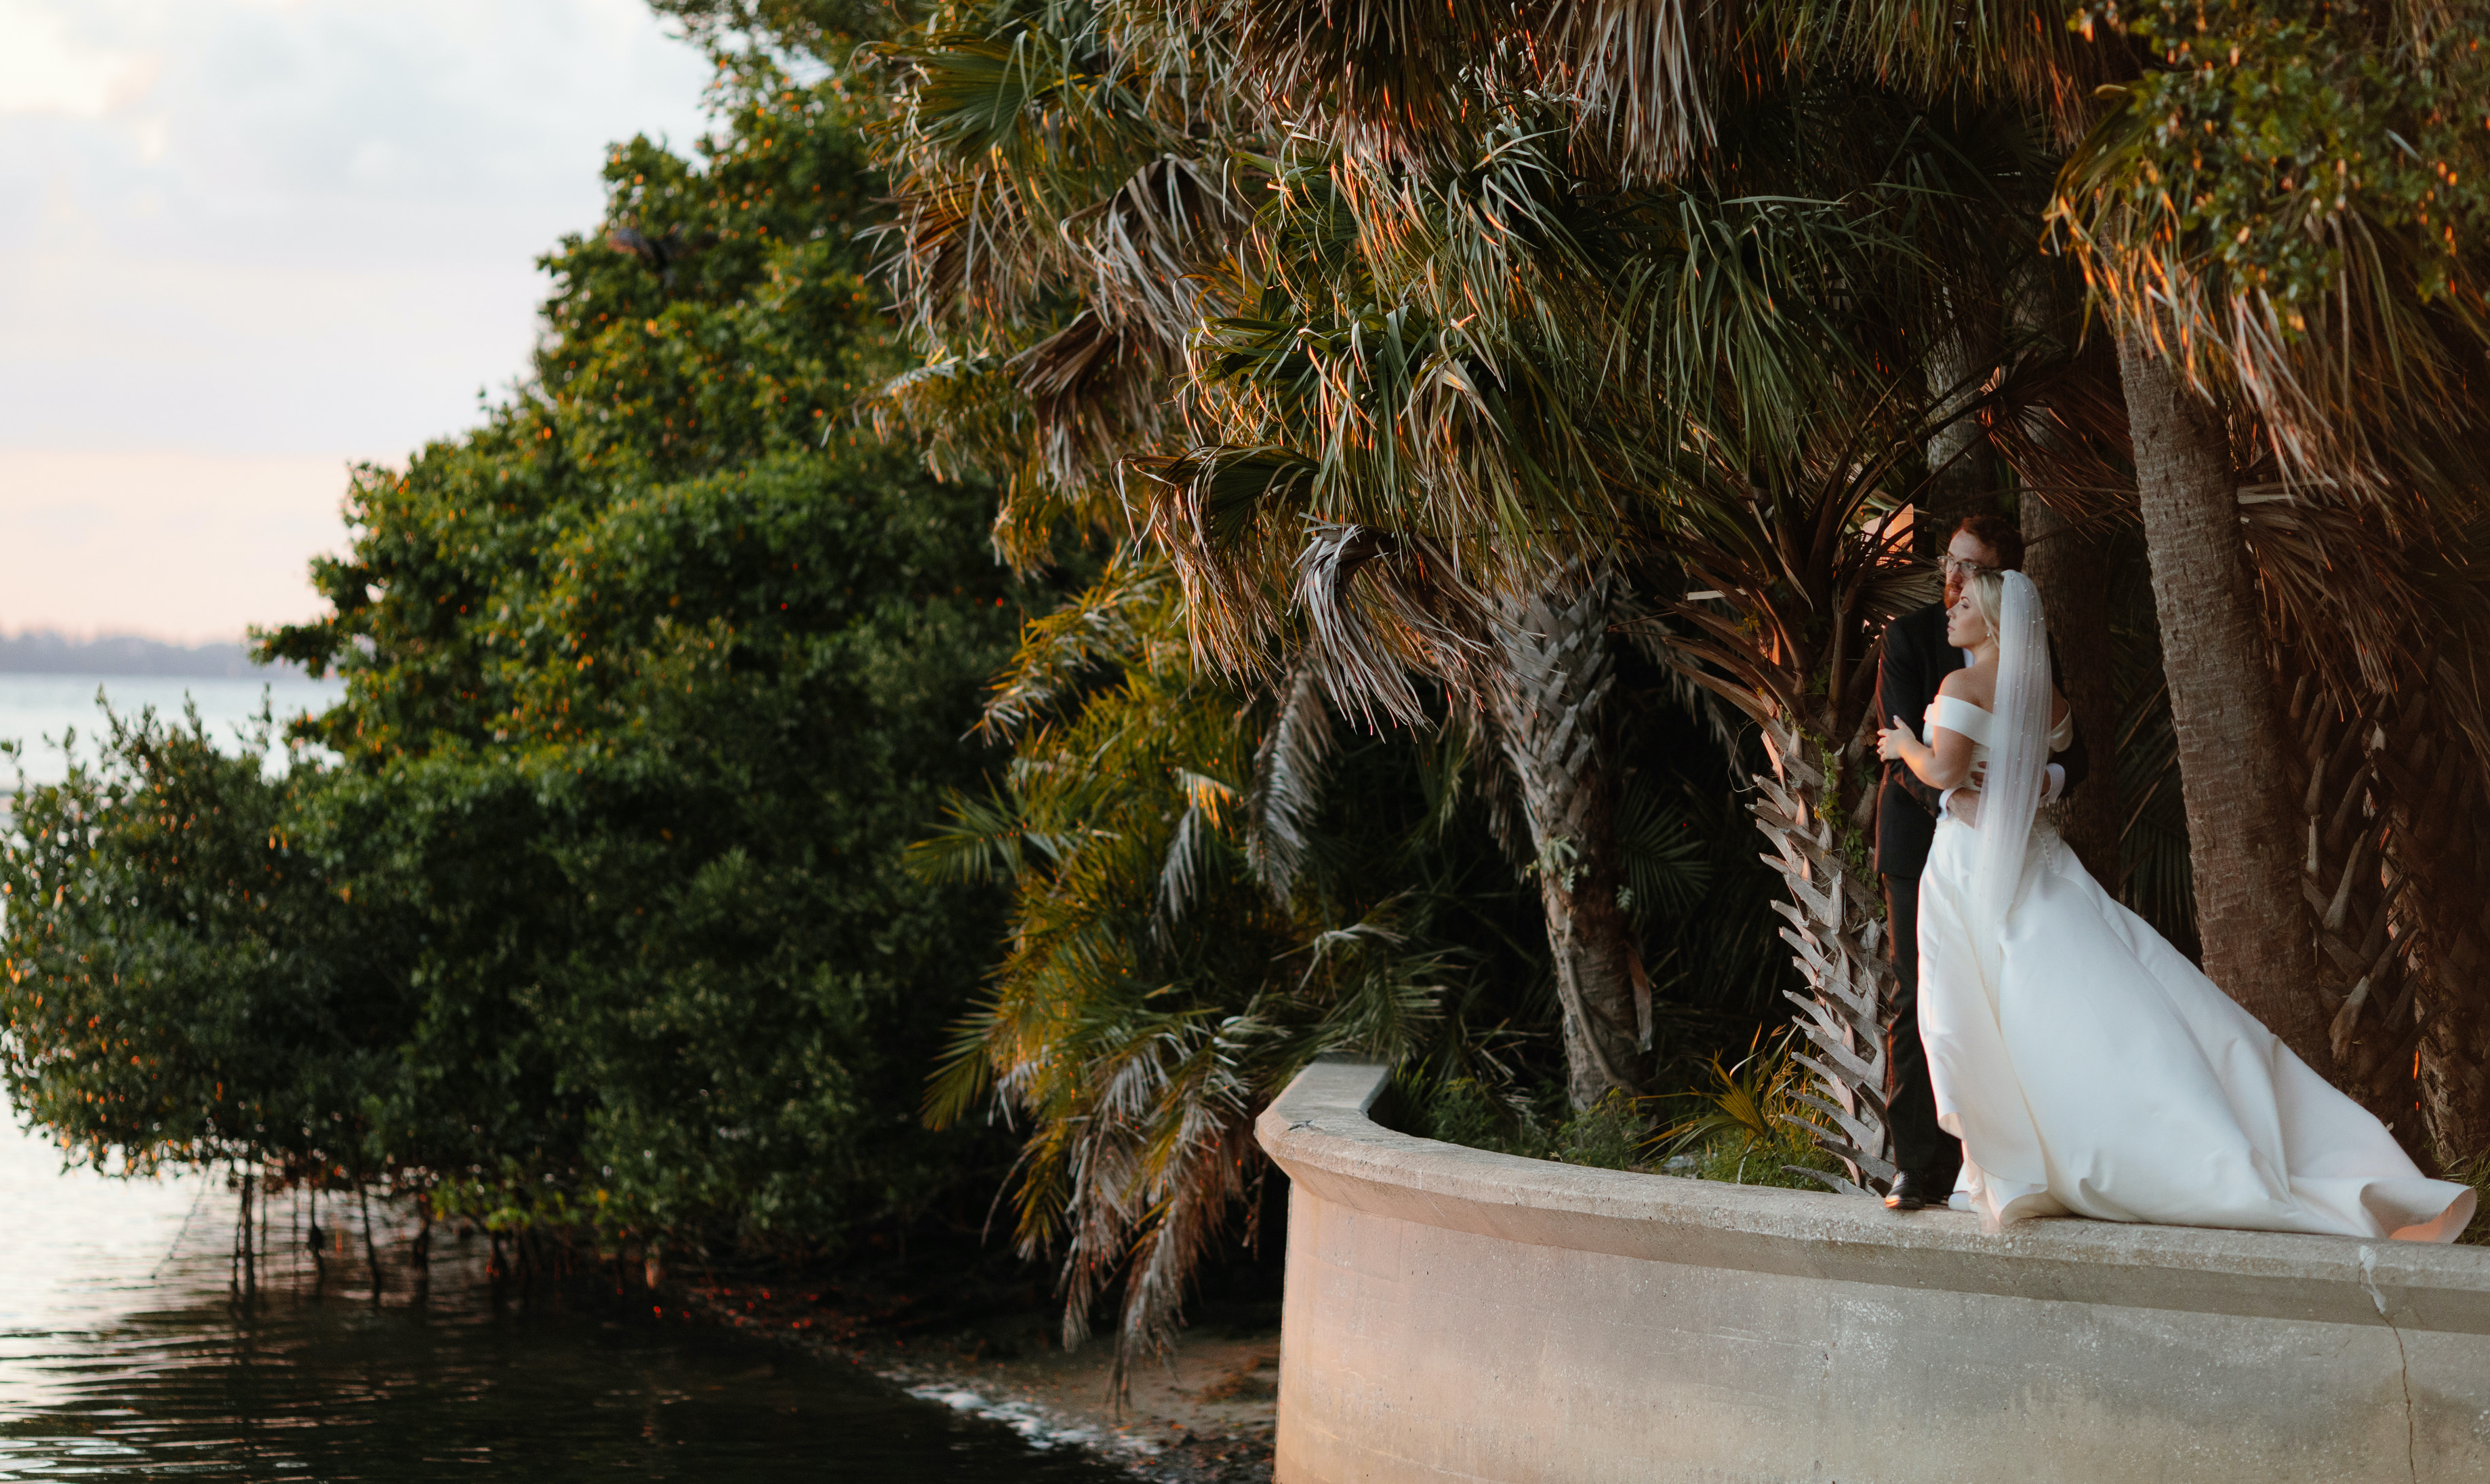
top-left (1940, 555), bottom-right (1988, 604)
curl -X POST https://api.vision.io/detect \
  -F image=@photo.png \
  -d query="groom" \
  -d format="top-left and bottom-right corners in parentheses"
top-left (1874, 515), bottom-right (2089, 1211)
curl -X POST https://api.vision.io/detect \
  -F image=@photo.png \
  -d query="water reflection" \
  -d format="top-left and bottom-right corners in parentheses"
top-left (0, 1128), bottom-right (1118, 1481)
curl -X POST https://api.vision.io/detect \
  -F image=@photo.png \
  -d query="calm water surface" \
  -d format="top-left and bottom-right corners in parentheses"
top-left (0, 674), bottom-right (344, 786)
top-left (0, 1123), bottom-right (1125, 1482)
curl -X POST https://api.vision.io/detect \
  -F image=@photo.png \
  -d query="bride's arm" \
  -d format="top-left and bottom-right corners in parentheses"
top-left (1874, 698), bottom-right (1980, 788)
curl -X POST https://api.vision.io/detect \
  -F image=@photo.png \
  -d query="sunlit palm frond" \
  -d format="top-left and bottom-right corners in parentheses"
top-left (1157, 767), bottom-right (1245, 923)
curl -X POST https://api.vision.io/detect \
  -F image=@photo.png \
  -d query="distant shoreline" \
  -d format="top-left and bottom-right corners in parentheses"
top-left (0, 632), bottom-right (312, 681)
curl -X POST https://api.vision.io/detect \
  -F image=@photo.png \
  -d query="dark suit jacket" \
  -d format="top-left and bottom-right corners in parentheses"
top-left (1872, 602), bottom-right (2091, 879)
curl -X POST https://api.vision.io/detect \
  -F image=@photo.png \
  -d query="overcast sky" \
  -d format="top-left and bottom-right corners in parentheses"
top-left (0, 0), bottom-right (713, 641)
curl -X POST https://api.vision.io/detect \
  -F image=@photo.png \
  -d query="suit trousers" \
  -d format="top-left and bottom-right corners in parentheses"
top-left (1883, 873), bottom-right (1962, 1188)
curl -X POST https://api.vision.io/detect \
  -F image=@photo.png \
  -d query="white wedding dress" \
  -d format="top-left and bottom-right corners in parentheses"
top-left (1916, 690), bottom-right (2476, 1243)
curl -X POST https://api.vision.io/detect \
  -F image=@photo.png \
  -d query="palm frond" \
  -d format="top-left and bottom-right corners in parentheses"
top-left (904, 782), bottom-right (1055, 884)
top-left (1244, 661), bottom-right (1336, 901)
top-left (980, 544), bottom-right (1177, 734)
top-left (1613, 774), bottom-right (1711, 923)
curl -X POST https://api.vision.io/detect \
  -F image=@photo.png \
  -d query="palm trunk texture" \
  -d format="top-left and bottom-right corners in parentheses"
top-left (2116, 336), bottom-right (2329, 1063)
top-left (1920, 321), bottom-right (2003, 558)
top-left (1664, 510), bottom-right (1907, 1195)
top-left (1754, 719), bottom-right (1896, 1195)
top-left (2023, 498), bottom-right (2122, 882)
top-left (1492, 576), bottom-right (1646, 1109)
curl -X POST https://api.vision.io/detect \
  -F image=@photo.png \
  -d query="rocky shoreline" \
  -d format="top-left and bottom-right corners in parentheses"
top-left (673, 1277), bottom-right (1277, 1483)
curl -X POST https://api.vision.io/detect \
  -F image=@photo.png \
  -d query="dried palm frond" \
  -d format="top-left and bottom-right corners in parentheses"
top-left (1289, 523), bottom-right (1504, 728)
top-left (1218, 0), bottom-right (1542, 167)
top-left (1756, 0), bottom-right (2133, 150)
top-left (1244, 660), bottom-right (1337, 900)
top-left (1544, 0), bottom-right (1742, 183)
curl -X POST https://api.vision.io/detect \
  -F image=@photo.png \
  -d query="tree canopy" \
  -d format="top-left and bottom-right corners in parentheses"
top-left (858, 0), bottom-right (2490, 1344)
top-left (2, 62), bottom-right (1025, 1252)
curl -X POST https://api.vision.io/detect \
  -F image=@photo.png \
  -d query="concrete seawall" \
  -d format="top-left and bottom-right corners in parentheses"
top-left (1255, 1060), bottom-right (2490, 1483)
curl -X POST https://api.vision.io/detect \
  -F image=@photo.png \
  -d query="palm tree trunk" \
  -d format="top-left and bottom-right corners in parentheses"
top-left (1752, 716), bottom-right (1895, 1194)
top-left (306, 1184), bottom-right (327, 1296)
top-left (233, 1169), bottom-right (256, 1300)
top-left (2116, 336), bottom-right (2327, 1059)
top-left (1921, 317), bottom-right (2001, 557)
top-left (1532, 779), bottom-right (1641, 1111)
top-left (2023, 498), bottom-right (2121, 882)
top-left (1491, 574), bottom-right (1645, 1109)
top-left (410, 1194), bottom-right (433, 1306)
top-left (359, 1182), bottom-right (385, 1305)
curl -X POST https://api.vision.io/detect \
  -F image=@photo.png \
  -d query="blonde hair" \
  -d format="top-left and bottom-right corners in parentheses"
top-left (1965, 568), bottom-right (2007, 645)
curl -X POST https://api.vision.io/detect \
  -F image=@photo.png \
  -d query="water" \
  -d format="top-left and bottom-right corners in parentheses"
top-left (0, 675), bottom-right (344, 787)
top-left (0, 1124), bottom-right (1127, 1481)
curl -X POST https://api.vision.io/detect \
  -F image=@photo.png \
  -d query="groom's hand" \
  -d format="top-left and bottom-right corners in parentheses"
top-left (1950, 790), bottom-right (1982, 828)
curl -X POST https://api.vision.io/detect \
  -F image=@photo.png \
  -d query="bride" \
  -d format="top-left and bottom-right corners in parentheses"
top-left (1874, 568), bottom-right (2476, 1242)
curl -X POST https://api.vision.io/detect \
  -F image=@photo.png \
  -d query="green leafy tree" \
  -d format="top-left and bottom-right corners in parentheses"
top-left (0, 712), bottom-right (392, 1186)
top-left (2, 62), bottom-right (1026, 1255)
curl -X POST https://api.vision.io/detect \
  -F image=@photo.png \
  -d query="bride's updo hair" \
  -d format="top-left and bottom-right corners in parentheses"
top-left (1965, 567), bottom-right (2009, 644)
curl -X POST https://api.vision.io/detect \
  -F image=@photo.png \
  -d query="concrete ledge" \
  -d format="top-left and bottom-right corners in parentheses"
top-left (1256, 1059), bottom-right (2490, 1483)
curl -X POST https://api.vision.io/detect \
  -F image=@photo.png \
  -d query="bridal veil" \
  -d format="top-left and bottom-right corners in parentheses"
top-left (1971, 571), bottom-right (2050, 934)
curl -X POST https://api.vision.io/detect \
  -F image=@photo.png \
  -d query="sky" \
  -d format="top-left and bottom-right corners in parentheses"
top-left (0, 0), bottom-right (715, 641)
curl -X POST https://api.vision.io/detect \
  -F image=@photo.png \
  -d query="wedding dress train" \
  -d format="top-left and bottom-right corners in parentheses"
top-left (1916, 693), bottom-right (2476, 1242)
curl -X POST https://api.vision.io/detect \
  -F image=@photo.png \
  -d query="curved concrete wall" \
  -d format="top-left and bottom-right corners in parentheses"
top-left (1256, 1060), bottom-right (2490, 1483)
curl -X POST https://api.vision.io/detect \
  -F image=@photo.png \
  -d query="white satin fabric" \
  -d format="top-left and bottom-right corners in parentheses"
top-left (1917, 696), bottom-right (2476, 1243)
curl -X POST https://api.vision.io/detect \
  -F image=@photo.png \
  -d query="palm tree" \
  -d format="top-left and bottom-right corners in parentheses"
top-left (871, 3), bottom-right (2131, 1161)
top-left (870, 0), bottom-right (2490, 1206)
top-left (873, 23), bottom-right (1670, 1107)
top-left (1361, 0), bottom-right (2490, 1156)
top-left (2046, 7), bottom-right (2490, 1139)
top-left (907, 548), bottom-right (1508, 1389)
top-left (1651, 476), bottom-right (1923, 1192)
top-left (1280, 529), bottom-right (1651, 1108)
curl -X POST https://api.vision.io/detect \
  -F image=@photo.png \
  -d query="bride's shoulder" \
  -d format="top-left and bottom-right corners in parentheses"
top-left (1935, 668), bottom-right (1994, 706)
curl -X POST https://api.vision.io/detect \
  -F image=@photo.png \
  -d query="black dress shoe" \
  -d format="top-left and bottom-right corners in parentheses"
top-left (1882, 1169), bottom-right (1931, 1211)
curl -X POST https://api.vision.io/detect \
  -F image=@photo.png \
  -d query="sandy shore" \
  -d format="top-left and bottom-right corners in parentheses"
top-left (675, 1277), bottom-right (1277, 1482)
